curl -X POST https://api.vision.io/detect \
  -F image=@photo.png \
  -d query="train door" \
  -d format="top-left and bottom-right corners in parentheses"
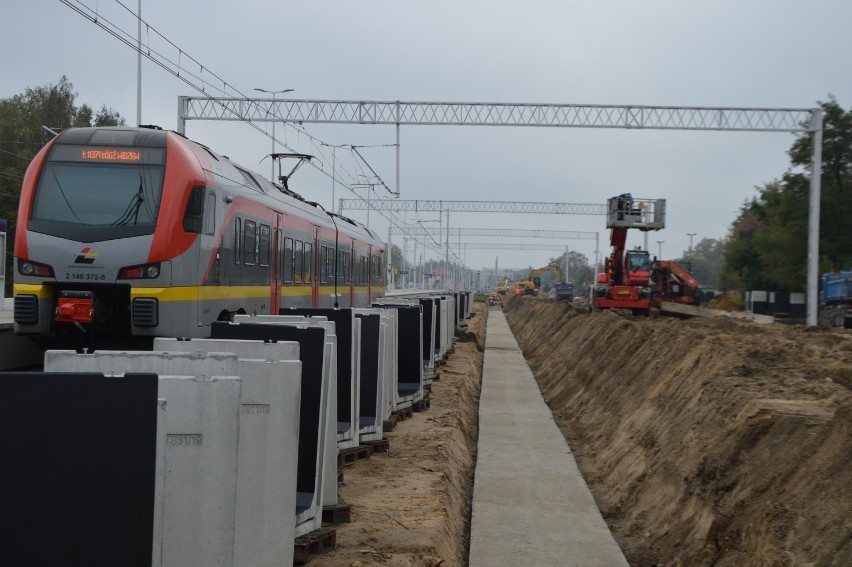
top-left (270, 213), bottom-right (283, 313)
top-left (348, 238), bottom-right (356, 306)
top-left (367, 245), bottom-right (373, 302)
top-left (311, 226), bottom-right (320, 307)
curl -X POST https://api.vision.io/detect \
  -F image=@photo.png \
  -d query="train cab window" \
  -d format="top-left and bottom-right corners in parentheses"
top-left (244, 221), bottom-right (257, 265)
top-left (258, 224), bottom-right (270, 267)
top-left (182, 186), bottom-right (205, 233)
top-left (204, 192), bottom-right (216, 235)
top-left (283, 238), bottom-right (294, 283)
top-left (304, 242), bottom-right (313, 283)
top-left (234, 218), bottom-right (242, 264)
top-left (294, 240), bottom-right (304, 283)
top-left (31, 145), bottom-right (165, 240)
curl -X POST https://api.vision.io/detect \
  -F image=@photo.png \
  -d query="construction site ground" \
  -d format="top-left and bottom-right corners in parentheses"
top-left (312, 297), bottom-right (851, 566)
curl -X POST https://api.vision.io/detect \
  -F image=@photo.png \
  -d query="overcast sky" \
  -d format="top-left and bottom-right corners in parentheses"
top-left (3, 0), bottom-right (851, 274)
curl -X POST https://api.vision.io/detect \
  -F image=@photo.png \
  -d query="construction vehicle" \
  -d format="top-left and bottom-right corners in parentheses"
top-left (651, 260), bottom-right (701, 307)
top-left (819, 270), bottom-right (852, 328)
top-left (515, 264), bottom-right (565, 296)
top-left (554, 281), bottom-right (575, 301)
top-left (590, 194), bottom-right (665, 315)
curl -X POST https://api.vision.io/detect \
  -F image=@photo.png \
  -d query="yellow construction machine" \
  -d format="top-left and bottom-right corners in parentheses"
top-left (514, 264), bottom-right (565, 296)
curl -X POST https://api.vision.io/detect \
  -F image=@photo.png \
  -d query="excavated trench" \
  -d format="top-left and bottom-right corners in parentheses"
top-left (307, 298), bottom-right (850, 566)
top-left (504, 296), bottom-right (852, 566)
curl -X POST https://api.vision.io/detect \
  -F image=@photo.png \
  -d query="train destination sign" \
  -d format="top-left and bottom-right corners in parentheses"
top-left (49, 145), bottom-right (166, 165)
top-left (80, 148), bottom-right (141, 162)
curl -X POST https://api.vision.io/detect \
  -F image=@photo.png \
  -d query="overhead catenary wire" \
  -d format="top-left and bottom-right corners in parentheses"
top-left (60, 0), bottom-right (434, 252)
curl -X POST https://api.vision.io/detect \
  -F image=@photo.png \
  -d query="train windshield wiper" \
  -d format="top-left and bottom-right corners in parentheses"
top-left (52, 169), bottom-right (86, 225)
top-left (111, 176), bottom-right (145, 226)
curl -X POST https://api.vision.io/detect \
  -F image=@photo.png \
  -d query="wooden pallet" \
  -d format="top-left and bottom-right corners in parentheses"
top-left (338, 444), bottom-right (373, 468)
top-left (382, 414), bottom-right (397, 432)
top-left (393, 405), bottom-right (414, 421)
top-left (293, 526), bottom-right (337, 565)
top-left (413, 395), bottom-right (431, 412)
top-left (363, 438), bottom-right (390, 454)
top-left (322, 501), bottom-right (351, 525)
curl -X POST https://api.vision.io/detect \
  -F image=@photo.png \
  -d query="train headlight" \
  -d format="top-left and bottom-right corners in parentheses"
top-left (18, 259), bottom-right (55, 277)
top-left (119, 262), bottom-right (161, 280)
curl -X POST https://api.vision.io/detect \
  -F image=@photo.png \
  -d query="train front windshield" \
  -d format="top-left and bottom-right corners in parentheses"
top-left (29, 144), bottom-right (165, 240)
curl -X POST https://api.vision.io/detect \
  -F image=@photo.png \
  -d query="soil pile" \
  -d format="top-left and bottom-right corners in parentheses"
top-left (316, 304), bottom-right (485, 566)
top-left (504, 297), bottom-right (852, 566)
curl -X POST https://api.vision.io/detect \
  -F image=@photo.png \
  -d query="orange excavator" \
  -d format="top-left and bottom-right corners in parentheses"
top-left (651, 260), bottom-right (701, 307)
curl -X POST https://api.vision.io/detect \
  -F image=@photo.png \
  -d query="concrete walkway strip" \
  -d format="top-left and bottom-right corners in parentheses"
top-left (468, 309), bottom-right (629, 567)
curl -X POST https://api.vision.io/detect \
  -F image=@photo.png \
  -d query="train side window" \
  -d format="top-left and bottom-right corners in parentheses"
top-left (320, 246), bottom-right (328, 283)
top-left (244, 221), bottom-right (257, 266)
top-left (204, 192), bottom-right (216, 235)
top-left (182, 185), bottom-right (205, 233)
top-left (304, 242), bottom-right (312, 283)
top-left (294, 240), bottom-right (303, 283)
top-left (359, 256), bottom-right (367, 285)
top-left (283, 237), bottom-right (294, 283)
top-left (234, 218), bottom-right (242, 264)
top-left (258, 224), bottom-right (270, 267)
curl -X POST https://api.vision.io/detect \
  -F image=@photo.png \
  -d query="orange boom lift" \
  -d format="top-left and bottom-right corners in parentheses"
top-left (591, 194), bottom-right (665, 316)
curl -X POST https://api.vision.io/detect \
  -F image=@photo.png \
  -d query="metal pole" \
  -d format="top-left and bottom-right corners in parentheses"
top-left (387, 222), bottom-right (393, 290)
top-left (331, 145), bottom-right (336, 213)
top-left (806, 109), bottom-right (824, 327)
top-left (271, 92), bottom-right (276, 182)
top-left (445, 210), bottom-right (450, 290)
top-left (136, 0), bottom-right (142, 126)
top-left (395, 120), bottom-right (400, 197)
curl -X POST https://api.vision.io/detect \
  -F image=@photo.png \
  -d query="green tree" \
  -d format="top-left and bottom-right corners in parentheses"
top-left (676, 237), bottom-right (724, 289)
top-left (722, 97), bottom-right (852, 290)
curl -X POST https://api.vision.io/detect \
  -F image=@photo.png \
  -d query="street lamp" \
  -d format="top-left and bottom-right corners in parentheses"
top-left (254, 87), bottom-right (294, 182)
top-left (687, 232), bottom-right (697, 253)
top-left (656, 240), bottom-right (665, 259)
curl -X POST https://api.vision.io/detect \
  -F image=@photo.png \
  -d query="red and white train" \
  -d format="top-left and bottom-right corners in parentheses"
top-left (13, 126), bottom-right (386, 343)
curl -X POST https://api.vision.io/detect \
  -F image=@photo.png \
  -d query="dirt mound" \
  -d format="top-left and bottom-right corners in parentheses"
top-left (504, 297), bottom-right (851, 566)
top-left (704, 292), bottom-right (744, 311)
top-left (316, 304), bottom-right (485, 566)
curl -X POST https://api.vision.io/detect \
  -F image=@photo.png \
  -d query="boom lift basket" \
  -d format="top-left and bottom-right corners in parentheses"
top-left (606, 195), bottom-right (666, 231)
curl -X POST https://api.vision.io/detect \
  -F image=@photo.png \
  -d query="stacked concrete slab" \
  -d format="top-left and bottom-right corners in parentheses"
top-left (281, 308), bottom-right (363, 451)
top-left (372, 301), bottom-right (424, 410)
top-left (353, 307), bottom-right (396, 440)
top-left (1, 371), bottom-right (159, 566)
top-left (214, 318), bottom-right (339, 522)
top-left (43, 349), bottom-right (301, 566)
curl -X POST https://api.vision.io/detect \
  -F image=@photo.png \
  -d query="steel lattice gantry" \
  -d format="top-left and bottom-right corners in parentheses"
top-left (389, 227), bottom-right (597, 239)
top-left (177, 97), bottom-right (816, 132)
top-left (455, 243), bottom-right (578, 252)
top-left (341, 199), bottom-right (606, 215)
top-left (176, 97), bottom-right (824, 327)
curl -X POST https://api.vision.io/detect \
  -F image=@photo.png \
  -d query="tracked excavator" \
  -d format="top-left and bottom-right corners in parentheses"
top-left (591, 194), bottom-right (665, 315)
top-left (515, 264), bottom-right (565, 296)
top-left (651, 260), bottom-right (702, 307)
